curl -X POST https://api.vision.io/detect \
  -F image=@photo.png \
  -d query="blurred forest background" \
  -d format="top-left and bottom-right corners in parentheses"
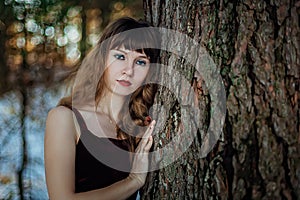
top-left (0, 0), bottom-right (143, 199)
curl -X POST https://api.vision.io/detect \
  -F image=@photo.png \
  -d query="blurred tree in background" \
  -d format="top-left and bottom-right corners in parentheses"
top-left (0, 0), bottom-right (143, 199)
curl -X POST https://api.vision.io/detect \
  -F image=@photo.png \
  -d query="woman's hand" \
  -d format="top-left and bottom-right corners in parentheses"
top-left (128, 120), bottom-right (155, 188)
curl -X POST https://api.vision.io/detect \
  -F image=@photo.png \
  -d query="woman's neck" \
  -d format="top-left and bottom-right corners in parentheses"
top-left (97, 91), bottom-right (126, 123)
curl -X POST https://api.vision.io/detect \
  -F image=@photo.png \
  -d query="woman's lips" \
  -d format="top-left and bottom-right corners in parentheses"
top-left (117, 80), bottom-right (132, 87)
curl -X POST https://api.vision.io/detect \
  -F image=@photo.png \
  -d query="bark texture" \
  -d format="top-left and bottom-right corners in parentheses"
top-left (142, 0), bottom-right (299, 199)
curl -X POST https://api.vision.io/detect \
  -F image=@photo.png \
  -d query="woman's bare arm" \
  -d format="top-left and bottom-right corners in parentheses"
top-left (44, 106), bottom-right (153, 200)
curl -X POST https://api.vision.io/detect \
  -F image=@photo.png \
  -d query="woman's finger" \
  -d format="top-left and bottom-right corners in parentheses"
top-left (135, 120), bottom-right (155, 152)
top-left (143, 120), bottom-right (156, 138)
top-left (137, 135), bottom-right (153, 152)
top-left (140, 123), bottom-right (155, 146)
top-left (143, 136), bottom-right (153, 151)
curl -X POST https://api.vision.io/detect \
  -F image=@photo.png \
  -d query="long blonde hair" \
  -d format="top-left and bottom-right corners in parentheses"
top-left (59, 17), bottom-right (160, 151)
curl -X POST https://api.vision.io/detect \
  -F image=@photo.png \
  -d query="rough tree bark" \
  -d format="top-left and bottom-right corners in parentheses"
top-left (142, 0), bottom-right (299, 199)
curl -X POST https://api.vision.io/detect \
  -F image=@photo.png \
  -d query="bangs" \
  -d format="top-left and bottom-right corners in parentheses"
top-left (109, 30), bottom-right (160, 63)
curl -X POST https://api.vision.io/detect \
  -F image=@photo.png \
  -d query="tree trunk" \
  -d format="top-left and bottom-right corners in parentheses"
top-left (142, 0), bottom-right (299, 199)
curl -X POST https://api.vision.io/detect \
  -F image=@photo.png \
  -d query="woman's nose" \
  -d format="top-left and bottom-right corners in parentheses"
top-left (122, 59), bottom-right (134, 76)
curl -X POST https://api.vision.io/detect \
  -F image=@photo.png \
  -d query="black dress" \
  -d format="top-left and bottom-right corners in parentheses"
top-left (68, 107), bottom-right (138, 199)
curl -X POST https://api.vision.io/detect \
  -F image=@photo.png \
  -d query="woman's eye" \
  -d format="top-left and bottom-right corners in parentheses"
top-left (114, 54), bottom-right (125, 60)
top-left (136, 60), bottom-right (147, 66)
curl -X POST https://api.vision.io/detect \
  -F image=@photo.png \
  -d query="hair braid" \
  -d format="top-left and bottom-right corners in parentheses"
top-left (117, 84), bottom-right (157, 151)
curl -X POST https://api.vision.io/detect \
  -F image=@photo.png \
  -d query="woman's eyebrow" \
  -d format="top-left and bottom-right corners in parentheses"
top-left (136, 55), bottom-right (149, 59)
top-left (113, 49), bottom-right (128, 54)
top-left (113, 49), bottom-right (149, 59)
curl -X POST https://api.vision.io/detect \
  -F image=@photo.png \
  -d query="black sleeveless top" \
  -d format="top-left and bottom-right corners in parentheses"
top-left (69, 107), bottom-right (138, 199)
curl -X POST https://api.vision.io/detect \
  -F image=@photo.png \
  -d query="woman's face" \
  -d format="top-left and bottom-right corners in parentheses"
top-left (104, 46), bottom-right (150, 96)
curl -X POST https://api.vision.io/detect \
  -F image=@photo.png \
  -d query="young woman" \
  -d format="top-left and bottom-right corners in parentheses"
top-left (44, 17), bottom-right (160, 199)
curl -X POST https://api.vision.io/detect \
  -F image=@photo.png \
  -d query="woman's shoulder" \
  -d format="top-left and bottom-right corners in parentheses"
top-left (48, 105), bottom-right (73, 116)
top-left (46, 106), bottom-right (79, 141)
